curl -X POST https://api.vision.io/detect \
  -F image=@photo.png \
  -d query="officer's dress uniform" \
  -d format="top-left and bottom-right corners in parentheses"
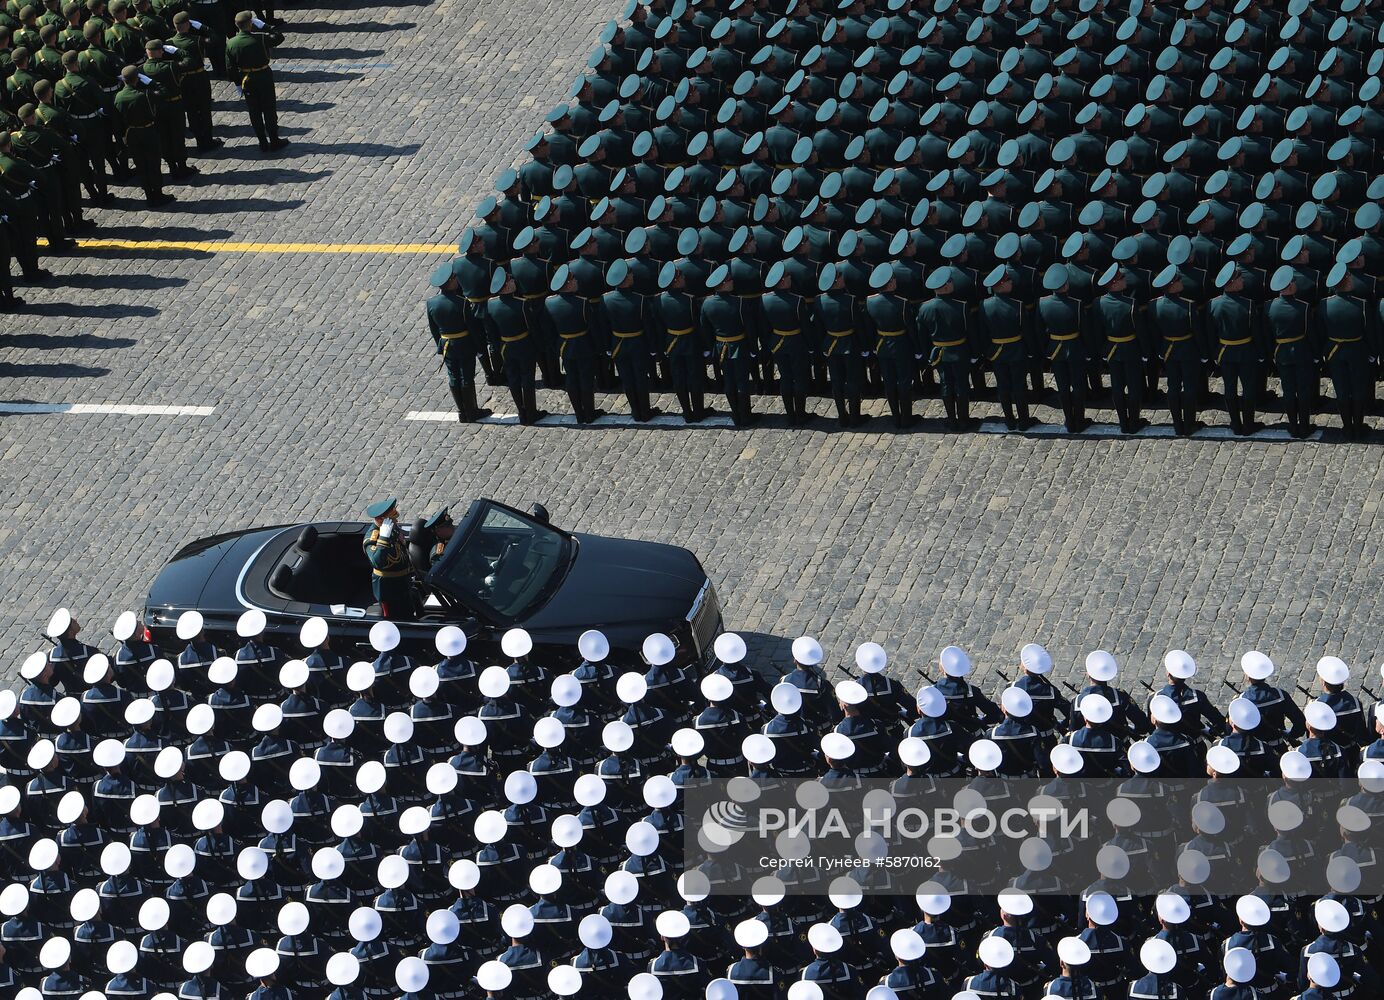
top-left (1265, 291), bottom-right (1316, 438)
top-left (362, 523), bottom-right (411, 620)
top-left (1315, 288), bottom-right (1379, 438)
top-left (701, 287), bottom-right (757, 426)
top-left (1038, 289), bottom-right (1091, 432)
top-left (1149, 290), bottom-right (1206, 435)
top-left (545, 288), bottom-right (603, 424)
top-left (814, 286), bottom-right (865, 426)
top-left (1208, 289), bottom-right (1264, 435)
top-left (919, 291), bottom-right (974, 428)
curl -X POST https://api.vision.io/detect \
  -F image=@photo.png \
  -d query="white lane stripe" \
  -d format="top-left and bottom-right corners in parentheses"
top-left (407, 409), bottom-right (1328, 440)
top-left (0, 403), bottom-right (216, 416)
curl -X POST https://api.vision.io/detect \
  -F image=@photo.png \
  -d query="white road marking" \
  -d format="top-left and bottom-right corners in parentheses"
top-left (0, 403), bottom-right (216, 416)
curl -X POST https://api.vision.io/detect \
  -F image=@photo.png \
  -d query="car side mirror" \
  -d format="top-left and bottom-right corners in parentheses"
top-left (531, 503), bottom-right (551, 525)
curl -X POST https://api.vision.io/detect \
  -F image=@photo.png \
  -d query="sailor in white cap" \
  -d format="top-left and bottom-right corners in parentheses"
top-left (758, 682), bottom-right (818, 778)
top-left (244, 946), bottom-right (290, 1000)
top-left (1144, 696), bottom-right (1201, 778)
top-left (570, 912), bottom-right (625, 994)
top-left (233, 609), bottom-right (287, 705)
top-left (1044, 936), bottom-right (1096, 1000)
top-left (78, 654), bottom-right (129, 742)
top-left (832, 678), bottom-right (889, 776)
top-left (418, 907), bottom-right (467, 999)
top-left (695, 672), bottom-right (749, 775)
top-left (496, 903), bottom-right (550, 1000)
top-left (368, 621), bottom-right (416, 712)
top-left (147, 656), bottom-right (193, 740)
top-left (23, 738), bottom-right (70, 828)
top-left (205, 893), bottom-right (258, 990)
top-left (706, 632), bottom-right (767, 724)
top-left (249, 703), bottom-right (299, 796)
top-left (1072, 650), bottom-right (1152, 737)
top-left (1076, 893), bottom-right (1129, 997)
top-left (966, 935), bottom-right (1019, 1000)
top-left (724, 917), bottom-right (781, 999)
top-left (1013, 643), bottom-right (1071, 736)
top-left (43, 606), bottom-right (100, 694)
top-left (120, 697), bottom-right (167, 788)
top-left (879, 927), bottom-right (937, 998)
top-left (853, 642), bottom-right (912, 722)
top-left (1153, 651), bottom-right (1228, 742)
top-left (174, 611), bottom-right (221, 700)
top-left (476, 665), bottom-right (528, 769)
top-left (1222, 896), bottom-right (1290, 995)
top-left (1149, 893), bottom-right (1212, 990)
top-left (1212, 948), bottom-right (1260, 1000)
top-left (1233, 652), bottom-right (1306, 754)
top-left (988, 686), bottom-right (1042, 777)
top-left (278, 659), bottom-right (325, 754)
top-left (819, 733), bottom-right (860, 790)
top-left (446, 859), bottom-right (501, 966)
top-left (599, 869), bottom-right (654, 965)
top-left (300, 617), bottom-right (350, 708)
top-left (18, 650), bottom-right (60, 737)
top-left (666, 727), bottom-right (710, 793)
top-left (801, 923), bottom-right (853, 997)
top-left (1312, 657), bottom-right (1370, 760)
top-left (1130, 938), bottom-right (1180, 1000)
top-left (1303, 953), bottom-right (1345, 997)
top-left (641, 632), bottom-right (693, 729)
top-left (1300, 703), bottom-right (1348, 778)
top-left (205, 656), bottom-right (254, 749)
top-left (427, 624), bottom-right (475, 708)
top-left (1215, 698), bottom-right (1271, 778)
top-left (934, 646), bottom-right (1002, 736)
top-left (1061, 693), bottom-right (1122, 776)
top-left (177, 939), bottom-right (222, 1000)
top-left (112, 610), bottom-right (161, 693)
top-left (781, 637), bottom-right (837, 729)
top-left (982, 891), bottom-right (1054, 994)
top-left (572, 630), bottom-right (617, 712)
top-left (103, 938), bottom-right (153, 1000)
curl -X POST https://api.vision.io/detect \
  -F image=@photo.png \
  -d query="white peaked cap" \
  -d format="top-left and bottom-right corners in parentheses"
top-left (300, 617), bottom-right (329, 648)
top-left (642, 633), bottom-right (675, 665)
top-left (1163, 649), bottom-right (1196, 678)
top-left (578, 629), bottom-right (609, 661)
top-left (939, 645), bottom-right (970, 676)
top-left (855, 642), bottom-right (887, 673)
top-left (175, 610), bottom-right (204, 640)
top-left (434, 625), bottom-right (466, 656)
top-left (1317, 656), bottom-right (1350, 685)
top-left (1241, 650), bottom-right (1274, 680)
top-left (369, 620), bottom-right (400, 653)
top-left (1084, 650), bottom-right (1117, 681)
top-left (501, 628), bottom-right (533, 658)
top-left (236, 609), bottom-right (267, 638)
top-left (715, 633), bottom-right (747, 663)
top-left (1019, 643), bottom-right (1052, 674)
top-left (789, 636), bottom-right (820, 665)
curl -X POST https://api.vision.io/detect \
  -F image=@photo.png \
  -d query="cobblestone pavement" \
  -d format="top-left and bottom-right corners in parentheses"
top-left (2, 0), bottom-right (1383, 698)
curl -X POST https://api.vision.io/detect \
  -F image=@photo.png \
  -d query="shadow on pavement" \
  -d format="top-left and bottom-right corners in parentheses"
top-left (287, 19), bottom-right (417, 32)
top-left (0, 332), bottom-right (139, 348)
top-left (0, 362), bottom-right (111, 378)
top-left (60, 272), bottom-right (192, 290)
top-left (274, 45), bottom-right (386, 59)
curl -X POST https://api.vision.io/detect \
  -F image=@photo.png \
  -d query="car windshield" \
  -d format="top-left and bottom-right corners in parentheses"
top-left (429, 503), bottom-right (570, 620)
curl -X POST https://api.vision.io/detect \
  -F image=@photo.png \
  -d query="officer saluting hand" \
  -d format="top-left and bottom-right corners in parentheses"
top-left (363, 497), bottom-right (413, 620)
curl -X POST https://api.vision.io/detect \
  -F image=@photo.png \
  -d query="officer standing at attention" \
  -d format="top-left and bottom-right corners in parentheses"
top-left (866, 261), bottom-right (919, 430)
top-left (1207, 264), bottom-right (1264, 437)
top-left (482, 266), bottom-right (544, 425)
top-left (1315, 265), bottom-right (1378, 440)
top-left (656, 261), bottom-right (714, 424)
top-left (1147, 266), bottom-right (1205, 437)
top-left (224, 10), bottom-right (285, 154)
top-left (815, 263), bottom-right (867, 428)
top-left (702, 263), bottom-right (756, 427)
top-left (426, 261), bottom-right (492, 423)
top-left (1265, 265), bottom-right (1316, 440)
top-left (111, 64), bottom-right (171, 206)
top-left (918, 265), bottom-right (974, 431)
top-left (1037, 264), bottom-right (1090, 434)
top-left (363, 498), bottom-right (413, 621)
top-left (452, 230), bottom-right (502, 387)
top-left (602, 258), bottom-right (658, 422)
top-left (761, 259), bottom-right (813, 426)
top-left (545, 262), bottom-right (603, 425)
top-left (979, 264), bottom-right (1034, 431)
top-left (1093, 264), bottom-right (1151, 435)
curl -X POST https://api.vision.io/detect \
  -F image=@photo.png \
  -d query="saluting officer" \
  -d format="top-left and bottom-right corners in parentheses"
top-left (362, 498), bottom-right (412, 621)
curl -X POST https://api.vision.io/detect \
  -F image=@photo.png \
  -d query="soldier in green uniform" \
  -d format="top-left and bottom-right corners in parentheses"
top-left (1148, 266), bottom-right (1206, 437)
top-left (917, 265), bottom-right (974, 431)
top-left (0, 129), bottom-right (49, 285)
top-left (183, 0), bottom-right (223, 76)
top-left (701, 263), bottom-right (756, 427)
top-left (362, 498), bottom-right (413, 621)
top-left (32, 24), bottom-right (60, 80)
top-left (814, 262), bottom-right (866, 427)
top-left (1316, 264), bottom-right (1379, 440)
top-left (544, 262), bottom-right (603, 425)
top-left (141, 37), bottom-right (193, 177)
top-left (111, 62), bottom-right (170, 204)
top-left (224, 10), bottom-right (284, 153)
top-left (56, 3), bottom-right (84, 52)
top-left (979, 264), bottom-right (1034, 430)
top-left (508, 225), bottom-right (558, 389)
top-left (655, 260), bottom-right (712, 424)
top-left (1207, 264), bottom-right (1264, 437)
top-left (167, 12), bottom-right (218, 150)
top-left (102, 0), bottom-right (141, 65)
top-left (131, 0), bottom-right (169, 44)
top-left (481, 266), bottom-right (544, 426)
top-left (53, 51), bottom-right (109, 204)
top-left (14, 96), bottom-right (87, 233)
top-left (78, 23), bottom-right (124, 177)
top-left (1037, 264), bottom-right (1091, 434)
top-left (1265, 266), bottom-right (1316, 440)
top-left (864, 261), bottom-right (917, 429)
top-left (4, 44), bottom-right (38, 106)
top-left (425, 261), bottom-right (491, 424)
top-left (761, 259), bottom-right (812, 425)
top-left (1093, 265), bottom-right (1151, 434)
top-left (602, 257), bottom-right (658, 422)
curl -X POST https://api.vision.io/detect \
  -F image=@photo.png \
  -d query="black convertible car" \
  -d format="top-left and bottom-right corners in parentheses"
top-left (142, 499), bottom-right (722, 665)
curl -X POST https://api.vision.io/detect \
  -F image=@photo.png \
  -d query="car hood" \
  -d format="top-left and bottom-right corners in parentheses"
top-left (520, 532), bottom-right (706, 636)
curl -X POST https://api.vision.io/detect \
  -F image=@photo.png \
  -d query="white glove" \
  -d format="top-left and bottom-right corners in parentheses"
top-left (379, 519), bottom-right (395, 539)
top-left (190, 18), bottom-right (202, 27)
top-left (138, 73), bottom-right (152, 84)
top-left (164, 44), bottom-right (177, 53)
top-left (251, 16), bottom-right (265, 27)
top-left (858, 351), bottom-right (869, 357)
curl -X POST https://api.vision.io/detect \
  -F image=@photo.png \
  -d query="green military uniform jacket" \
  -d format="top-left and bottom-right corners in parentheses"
top-left (165, 30), bottom-right (208, 94)
top-left (33, 43), bottom-right (62, 81)
top-left (111, 79), bottom-right (159, 148)
top-left (601, 287), bottom-right (651, 359)
top-left (1148, 295), bottom-right (1205, 363)
top-left (655, 289), bottom-right (704, 358)
top-left (1094, 293), bottom-right (1150, 363)
top-left (103, 20), bottom-right (142, 65)
top-left (1206, 293), bottom-right (1263, 366)
top-left (1264, 295), bottom-right (1313, 367)
top-left (865, 292), bottom-right (921, 360)
top-left (224, 27), bottom-right (272, 94)
top-left (55, 69), bottom-right (106, 122)
top-left (814, 290), bottom-right (862, 358)
top-left (916, 295), bottom-right (972, 365)
top-left (362, 525), bottom-right (410, 584)
top-left (4, 65), bottom-right (38, 108)
top-left (141, 52), bottom-right (181, 101)
top-left (1315, 294), bottom-right (1380, 362)
top-left (425, 290), bottom-right (470, 358)
top-left (978, 294), bottom-right (1033, 365)
top-left (761, 290), bottom-right (808, 357)
top-left (1037, 293), bottom-right (1090, 362)
top-left (134, 11), bottom-right (170, 41)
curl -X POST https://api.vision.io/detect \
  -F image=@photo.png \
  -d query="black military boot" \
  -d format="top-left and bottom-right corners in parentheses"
top-left (833, 393), bottom-right (849, 427)
top-left (1001, 400), bottom-right (1017, 431)
top-left (942, 397), bottom-right (957, 430)
top-left (781, 391), bottom-right (797, 426)
top-left (849, 397), bottom-right (865, 427)
top-left (899, 394), bottom-right (915, 430)
top-left (795, 394), bottom-right (811, 425)
top-left (1016, 399), bottom-right (1032, 430)
top-left (512, 388), bottom-right (532, 424)
top-left (957, 398), bottom-right (972, 430)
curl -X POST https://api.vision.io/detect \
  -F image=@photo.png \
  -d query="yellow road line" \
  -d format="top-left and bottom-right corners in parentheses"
top-left (38, 238), bottom-right (454, 254)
